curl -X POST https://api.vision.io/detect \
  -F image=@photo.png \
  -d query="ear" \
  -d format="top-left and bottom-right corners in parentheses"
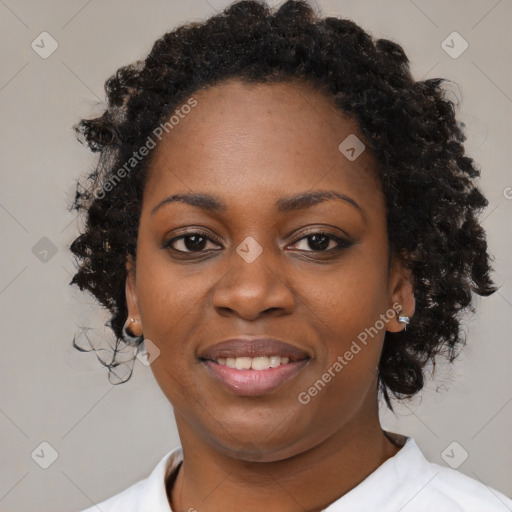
top-left (125, 254), bottom-right (143, 336)
top-left (386, 254), bottom-right (415, 333)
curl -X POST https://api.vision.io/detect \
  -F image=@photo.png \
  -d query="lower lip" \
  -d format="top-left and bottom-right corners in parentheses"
top-left (202, 359), bottom-right (309, 396)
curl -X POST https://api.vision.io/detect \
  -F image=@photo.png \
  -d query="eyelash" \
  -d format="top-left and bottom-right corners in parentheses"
top-left (162, 229), bottom-right (353, 255)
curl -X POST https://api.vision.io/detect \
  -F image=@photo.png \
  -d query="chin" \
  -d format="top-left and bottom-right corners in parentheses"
top-left (208, 427), bottom-right (311, 463)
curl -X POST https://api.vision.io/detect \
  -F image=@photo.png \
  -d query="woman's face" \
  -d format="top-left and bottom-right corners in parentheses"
top-left (126, 78), bottom-right (413, 461)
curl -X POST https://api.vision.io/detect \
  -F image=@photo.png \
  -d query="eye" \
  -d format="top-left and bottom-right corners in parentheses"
top-left (289, 231), bottom-right (352, 252)
top-left (163, 229), bottom-right (352, 255)
top-left (163, 232), bottom-right (222, 253)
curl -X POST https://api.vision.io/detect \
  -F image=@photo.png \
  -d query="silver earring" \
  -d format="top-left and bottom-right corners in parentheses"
top-left (122, 318), bottom-right (143, 345)
top-left (398, 313), bottom-right (410, 331)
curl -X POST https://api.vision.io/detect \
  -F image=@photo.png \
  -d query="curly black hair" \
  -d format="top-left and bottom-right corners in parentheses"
top-left (68, 0), bottom-right (496, 410)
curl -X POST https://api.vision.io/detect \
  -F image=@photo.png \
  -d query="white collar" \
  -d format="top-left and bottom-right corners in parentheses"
top-left (127, 436), bottom-right (511, 511)
top-left (134, 437), bottom-right (418, 511)
top-left (134, 446), bottom-right (183, 511)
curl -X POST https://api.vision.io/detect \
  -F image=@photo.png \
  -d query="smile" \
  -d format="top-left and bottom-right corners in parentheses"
top-left (201, 358), bottom-right (310, 396)
top-left (215, 355), bottom-right (290, 370)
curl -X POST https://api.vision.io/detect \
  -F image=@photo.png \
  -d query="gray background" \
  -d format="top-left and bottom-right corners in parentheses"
top-left (0, 0), bottom-right (511, 510)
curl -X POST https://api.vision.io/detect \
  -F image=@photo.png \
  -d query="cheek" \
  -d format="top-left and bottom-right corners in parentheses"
top-left (135, 242), bottom-right (204, 333)
top-left (302, 242), bottom-right (390, 371)
top-left (310, 245), bottom-right (389, 324)
top-left (137, 259), bottom-right (208, 404)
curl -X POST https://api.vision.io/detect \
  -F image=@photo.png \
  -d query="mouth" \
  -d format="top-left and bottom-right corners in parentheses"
top-left (198, 337), bottom-right (311, 396)
top-left (207, 355), bottom-right (293, 369)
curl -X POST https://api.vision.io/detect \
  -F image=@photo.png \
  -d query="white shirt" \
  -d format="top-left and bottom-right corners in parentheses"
top-left (79, 436), bottom-right (512, 511)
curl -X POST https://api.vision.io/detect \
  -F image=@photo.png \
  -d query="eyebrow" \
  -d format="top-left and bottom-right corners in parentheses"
top-left (150, 190), bottom-right (362, 216)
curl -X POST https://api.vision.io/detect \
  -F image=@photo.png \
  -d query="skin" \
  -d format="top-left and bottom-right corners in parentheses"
top-left (125, 78), bottom-right (415, 512)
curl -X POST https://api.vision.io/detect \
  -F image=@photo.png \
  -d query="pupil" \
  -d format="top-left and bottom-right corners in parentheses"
top-left (309, 234), bottom-right (329, 251)
top-left (185, 235), bottom-right (206, 251)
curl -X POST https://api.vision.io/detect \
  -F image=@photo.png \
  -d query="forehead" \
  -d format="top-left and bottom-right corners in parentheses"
top-left (143, 78), bottom-right (382, 213)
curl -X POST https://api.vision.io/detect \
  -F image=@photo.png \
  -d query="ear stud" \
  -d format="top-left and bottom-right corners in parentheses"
top-left (122, 318), bottom-right (143, 345)
top-left (398, 314), bottom-right (410, 331)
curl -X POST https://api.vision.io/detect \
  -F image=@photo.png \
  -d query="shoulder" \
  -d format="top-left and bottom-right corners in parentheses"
top-left (77, 446), bottom-right (183, 512)
top-left (326, 436), bottom-right (512, 512)
top-left (418, 460), bottom-right (512, 511)
top-left (79, 479), bottom-right (146, 512)
top-left (395, 438), bottom-right (512, 512)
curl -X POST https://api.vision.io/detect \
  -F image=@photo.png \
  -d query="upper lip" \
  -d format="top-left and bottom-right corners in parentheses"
top-left (199, 337), bottom-right (311, 362)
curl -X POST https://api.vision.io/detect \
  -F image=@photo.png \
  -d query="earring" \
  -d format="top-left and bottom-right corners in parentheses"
top-left (122, 318), bottom-right (143, 345)
top-left (398, 313), bottom-right (410, 331)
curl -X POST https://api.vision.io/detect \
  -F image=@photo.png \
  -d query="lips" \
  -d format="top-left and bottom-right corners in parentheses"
top-left (198, 337), bottom-right (311, 396)
top-left (198, 337), bottom-right (311, 362)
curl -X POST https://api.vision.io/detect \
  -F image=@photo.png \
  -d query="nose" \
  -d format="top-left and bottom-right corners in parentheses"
top-left (211, 243), bottom-right (295, 321)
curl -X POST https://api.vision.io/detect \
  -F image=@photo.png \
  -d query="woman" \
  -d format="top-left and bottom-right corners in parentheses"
top-left (70, 1), bottom-right (512, 510)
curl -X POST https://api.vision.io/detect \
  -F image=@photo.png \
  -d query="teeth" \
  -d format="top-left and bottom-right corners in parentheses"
top-left (235, 357), bottom-right (252, 370)
top-left (269, 355), bottom-right (280, 368)
top-left (252, 356), bottom-right (270, 370)
top-left (215, 355), bottom-right (290, 370)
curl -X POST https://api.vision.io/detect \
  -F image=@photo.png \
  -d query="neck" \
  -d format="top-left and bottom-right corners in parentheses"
top-left (167, 409), bottom-right (403, 512)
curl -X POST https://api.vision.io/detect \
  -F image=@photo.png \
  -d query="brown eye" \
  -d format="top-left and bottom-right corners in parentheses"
top-left (290, 232), bottom-right (353, 252)
top-left (164, 233), bottom-right (221, 253)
